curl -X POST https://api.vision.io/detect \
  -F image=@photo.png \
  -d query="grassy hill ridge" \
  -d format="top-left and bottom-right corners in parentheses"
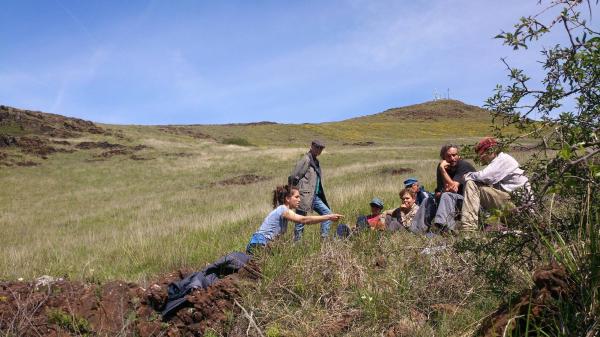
top-left (171, 99), bottom-right (493, 146)
top-left (0, 100), bottom-right (492, 166)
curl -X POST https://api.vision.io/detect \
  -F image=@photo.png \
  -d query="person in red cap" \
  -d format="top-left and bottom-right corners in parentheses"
top-left (460, 137), bottom-right (532, 231)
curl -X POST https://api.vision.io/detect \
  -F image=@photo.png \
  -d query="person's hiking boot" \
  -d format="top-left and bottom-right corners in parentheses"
top-left (429, 223), bottom-right (448, 235)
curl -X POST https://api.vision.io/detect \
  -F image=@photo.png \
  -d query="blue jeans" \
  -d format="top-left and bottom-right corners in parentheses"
top-left (294, 195), bottom-right (331, 240)
top-left (246, 233), bottom-right (268, 254)
top-left (433, 192), bottom-right (463, 231)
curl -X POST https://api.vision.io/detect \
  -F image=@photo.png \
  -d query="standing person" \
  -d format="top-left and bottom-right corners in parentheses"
top-left (430, 144), bottom-right (476, 232)
top-left (460, 137), bottom-right (532, 231)
top-left (289, 140), bottom-right (331, 240)
top-left (246, 185), bottom-right (343, 253)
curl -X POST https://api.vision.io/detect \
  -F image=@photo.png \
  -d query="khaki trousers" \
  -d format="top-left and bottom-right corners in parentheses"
top-left (461, 180), bottom-right (513, 231)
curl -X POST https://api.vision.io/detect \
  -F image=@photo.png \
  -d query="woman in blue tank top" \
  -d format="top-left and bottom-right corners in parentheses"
top-left (246, 185), bottom-right (343, 253)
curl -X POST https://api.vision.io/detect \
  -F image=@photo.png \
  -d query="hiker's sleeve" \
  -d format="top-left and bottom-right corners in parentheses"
top-left (466, 154), bottom-right (517, 185)
top-left (290, 156), bottom-right (310, 186)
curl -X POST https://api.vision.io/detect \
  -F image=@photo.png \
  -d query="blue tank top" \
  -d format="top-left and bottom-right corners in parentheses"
top-left (255, 205), bottom-right (289, 240)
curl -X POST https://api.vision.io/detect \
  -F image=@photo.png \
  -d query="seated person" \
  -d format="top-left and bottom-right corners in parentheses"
top-left (356, 197), bottom-right (386, 231)
top-left (246, 185), bottom-right (343, 253)
top-left (431, 143), bottom-right (476, 232)
top-left (408, 144), bottom-right (476, 234)
top-left (461, 137), bottom-right (532, 231)
top-left (403, 177), bottom-right (431, 206)
top-left (385, 188), bottom-right (420, 231)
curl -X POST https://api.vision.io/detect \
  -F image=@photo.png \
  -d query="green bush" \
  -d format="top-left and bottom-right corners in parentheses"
top-left (222, 137), bottom-right (254, 146)
top-left (462, 1), bottom-right (600, 335)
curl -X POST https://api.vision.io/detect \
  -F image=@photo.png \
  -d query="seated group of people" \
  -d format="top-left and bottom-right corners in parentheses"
top-left (246, 137), bottom-right (532, 253)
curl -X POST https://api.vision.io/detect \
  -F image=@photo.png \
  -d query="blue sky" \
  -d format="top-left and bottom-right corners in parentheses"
top-left (0, 1), bottom-right (587, 124)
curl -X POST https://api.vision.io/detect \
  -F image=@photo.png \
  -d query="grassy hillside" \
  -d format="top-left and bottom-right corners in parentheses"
top-left (170, 99), bottom-right (493, 146)
top-left (0, 100), bottom-right (527, 336)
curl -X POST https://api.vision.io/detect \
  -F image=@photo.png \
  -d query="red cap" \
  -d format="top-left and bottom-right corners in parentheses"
top-left (475, 137), bottom-right (497, 155)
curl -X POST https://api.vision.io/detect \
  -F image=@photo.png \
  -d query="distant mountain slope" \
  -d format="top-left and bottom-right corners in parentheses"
top-left (0, 105), bottom-right (145, 167)
top-left (191, 99), bottom-right (492, 146)
top-left (0, 99), bottom-right (493, 165)
top-left (347, 99), bottom-right (489, 122)
top-left (0, 105), bottom-right (105, 137)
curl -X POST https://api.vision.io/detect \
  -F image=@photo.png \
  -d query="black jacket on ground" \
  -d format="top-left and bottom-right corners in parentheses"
top-left (162, 251), bottom-right (252, 317)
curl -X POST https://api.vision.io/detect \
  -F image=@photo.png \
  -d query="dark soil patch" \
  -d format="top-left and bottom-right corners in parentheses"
top-left (51, 140), bottom-right (71, 145)
top-left (381, 167), bottom-right (415, 175)
top-left (15, 161), bottom-right (39, 167)
top-left (158, 126), bottom-right (213, 140)
top-left (132, 144), bottom-right (152, 151)
top-left (130, 154), bottom-right (155, 161)
top-left (0, 261), bottom-right (261, 337)
top-left (166, 152), bottom-right (194, 157)
top-left (55, 148), bottom-right (76, 153)
top-left (216, 174), bottom-right (270, 186)
top-left (14, 136), bottom-right (57, 158)
top-left (76, 141), bottom-right (126, 150)
top-left (478, 262), bottom-right (573, 337)
top-left (94, 149), bottom-right (132, 158)
top-left (343, 141), bottom-right (375, 146)
top-left (0, 135), bottom-right (18, 147)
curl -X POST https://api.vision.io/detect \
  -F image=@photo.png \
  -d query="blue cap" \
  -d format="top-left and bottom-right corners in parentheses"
top-left (403, 178), bottom-right (418, 187)
top-left (369, 197), bottom-right (384, 208)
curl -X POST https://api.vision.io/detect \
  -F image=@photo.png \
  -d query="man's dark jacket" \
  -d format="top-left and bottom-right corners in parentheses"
top-left (289, 152), bottom-right (329, 213)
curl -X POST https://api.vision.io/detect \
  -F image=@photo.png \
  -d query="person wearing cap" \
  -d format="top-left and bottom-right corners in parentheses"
top-left (403, 178), bottom-right (430, 206)
top-left (289, 139), bottom-right (332, 240)
top-left (460, 137), bottom-right (532, 231)
top-left (385, 188), bottom-right (420, 231)
top-left (355, 197), bottom-right (386, 231)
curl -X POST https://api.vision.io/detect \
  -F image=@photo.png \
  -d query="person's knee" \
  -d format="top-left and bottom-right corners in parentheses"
top-left (465, 180), bottom-right (478, 191)
top-left (439, 192), bottom-right (453, 204)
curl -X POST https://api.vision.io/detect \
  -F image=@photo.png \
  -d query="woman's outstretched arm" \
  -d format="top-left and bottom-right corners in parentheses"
top-left (283, 209), bottom-right (343, 224)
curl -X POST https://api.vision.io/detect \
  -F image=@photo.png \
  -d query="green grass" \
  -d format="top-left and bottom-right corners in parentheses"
top-left (0, 99), bottom-right (519, 335)
top-left (0, 101), bottom-right (493, 283)
top-left (222, 137), bottom-right (254, 146)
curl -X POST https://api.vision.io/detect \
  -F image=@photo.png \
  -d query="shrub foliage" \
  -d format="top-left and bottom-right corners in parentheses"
top-left (461, 1), bottom-right (599, 335)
